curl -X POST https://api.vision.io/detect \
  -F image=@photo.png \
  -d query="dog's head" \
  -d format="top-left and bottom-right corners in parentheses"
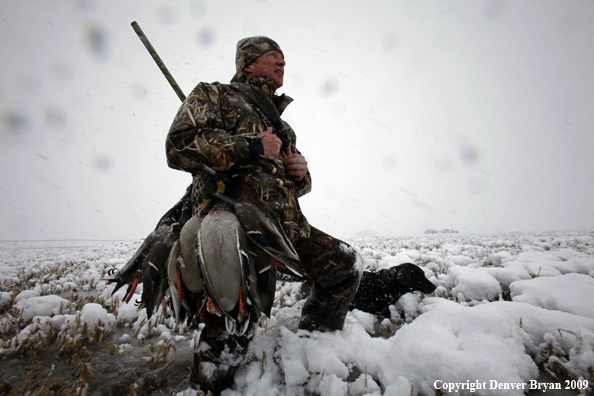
top-left (394, 263), bottom-right (437, 294)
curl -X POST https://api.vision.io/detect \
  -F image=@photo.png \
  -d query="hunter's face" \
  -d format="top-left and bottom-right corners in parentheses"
top-left (244, 50), bottom-right (285, 88)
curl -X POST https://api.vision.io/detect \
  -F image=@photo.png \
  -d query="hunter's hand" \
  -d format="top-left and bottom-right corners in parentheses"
top-left (283, 146), bottom-right (308, 181)
top-left (258, 127), bottom-right (282, 159)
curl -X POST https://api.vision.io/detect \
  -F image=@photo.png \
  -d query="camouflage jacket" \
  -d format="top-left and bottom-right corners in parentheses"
top-left (166, 77), bottom-right (312, 242)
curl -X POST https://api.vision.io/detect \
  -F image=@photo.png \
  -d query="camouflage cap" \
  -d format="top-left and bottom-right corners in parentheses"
top-left (234, 36), bottom-right (284, 73)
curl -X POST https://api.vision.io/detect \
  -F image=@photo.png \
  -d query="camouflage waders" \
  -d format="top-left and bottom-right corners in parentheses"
top-left (191, 310), bottom-right (253, 394)
top-left (295, 226), bottom-right (362, 331)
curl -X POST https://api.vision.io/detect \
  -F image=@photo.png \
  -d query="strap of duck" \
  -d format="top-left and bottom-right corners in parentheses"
top-left (230, 83), bottom-right (290, 152)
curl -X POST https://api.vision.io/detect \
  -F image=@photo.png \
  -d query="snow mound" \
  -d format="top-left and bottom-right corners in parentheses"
top-left (14, 295), bottom-right (70, 322)
top-left (511, 273), bottom-right (594, 319)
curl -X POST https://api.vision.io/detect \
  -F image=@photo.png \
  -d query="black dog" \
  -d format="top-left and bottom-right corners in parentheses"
top-left (299, 263), bottom-right (436, 316)
top-left (349, 263), bottom-right (437, 316)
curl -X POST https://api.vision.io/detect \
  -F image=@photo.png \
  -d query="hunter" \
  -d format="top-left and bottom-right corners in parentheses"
top-left (165, 36), bottom-right (362, 393)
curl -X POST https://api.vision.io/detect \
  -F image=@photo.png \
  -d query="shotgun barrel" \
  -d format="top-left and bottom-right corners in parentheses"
top-left (131, 21), bottom-right (186, 102)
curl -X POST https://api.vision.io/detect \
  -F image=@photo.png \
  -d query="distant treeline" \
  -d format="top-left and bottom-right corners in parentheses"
top-left (424, 228), bottom-right (460, 234)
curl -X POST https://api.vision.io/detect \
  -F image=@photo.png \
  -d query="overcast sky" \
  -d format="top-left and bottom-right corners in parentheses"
top-left (1, 0), bottom-right (593, 241)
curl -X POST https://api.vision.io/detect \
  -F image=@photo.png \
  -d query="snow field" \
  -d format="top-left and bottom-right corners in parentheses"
top-left (0, 230), bottom-right (593, 395)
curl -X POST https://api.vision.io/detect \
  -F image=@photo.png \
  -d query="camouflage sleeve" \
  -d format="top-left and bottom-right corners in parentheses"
top-left (284, 122), bottom-right (312, 198)
top-left (166, 83), bottom-right (254, 173)
top-left (295, 168), bottom-right (312, 198)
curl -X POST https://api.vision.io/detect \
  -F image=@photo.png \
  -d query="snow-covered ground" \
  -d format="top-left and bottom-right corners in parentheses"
top-left (1, 230), bottom-right (593, 395)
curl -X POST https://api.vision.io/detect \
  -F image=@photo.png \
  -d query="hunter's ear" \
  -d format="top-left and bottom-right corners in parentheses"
top-left (243, 65), bottom-right (253, 73)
